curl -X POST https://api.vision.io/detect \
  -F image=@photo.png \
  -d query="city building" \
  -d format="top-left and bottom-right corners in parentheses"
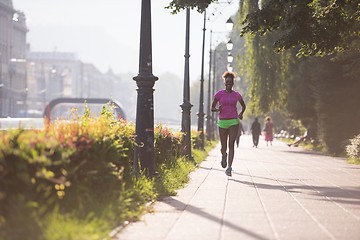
top-left (26, 51), bottom-right (83, 113)
top-left (0, 0), bottom-right (28, 117)
top-left (26, 51), bottom-right (129, 118)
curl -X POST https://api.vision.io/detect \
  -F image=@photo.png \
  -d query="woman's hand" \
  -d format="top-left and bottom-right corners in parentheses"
top-left (211, 98), bottom-right (220, 112)
top-left (211, 104), bottom-right (222, 112)
top-left (238, 99), bottom-right (246, 120)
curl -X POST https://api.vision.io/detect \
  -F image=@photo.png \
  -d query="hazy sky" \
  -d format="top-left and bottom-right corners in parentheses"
top-left (13, 0), bottom-right (238, 83)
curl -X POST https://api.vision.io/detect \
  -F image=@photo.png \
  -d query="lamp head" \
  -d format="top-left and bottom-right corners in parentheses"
top-left (227, 64), bottom-right (233, 72)
top-left (226, 39), bottom-right (233, 51)
top-left (227, 53), bottom-right (233, 63)
top-left (226, 17), bottom-right (234, 31)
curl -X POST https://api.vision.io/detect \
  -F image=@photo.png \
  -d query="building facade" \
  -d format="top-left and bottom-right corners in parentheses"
top-left (0, 0), bottom-right (27, 117)
top-left (25, 51), bottom-right (126, 118)
top-left (26, 51), bottom-right (82, 113)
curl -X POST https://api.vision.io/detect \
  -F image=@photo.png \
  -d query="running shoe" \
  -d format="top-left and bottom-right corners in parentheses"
top-left (221, 153), bottom-right (227, 168)
top-left (225, 167), bottom-right (232, 176)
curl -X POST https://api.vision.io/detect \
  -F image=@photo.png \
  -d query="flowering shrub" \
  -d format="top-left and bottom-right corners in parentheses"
top-left (346, 134), bottom-right (360, 160)
top-left (154, 124), bottom-right (182, 165)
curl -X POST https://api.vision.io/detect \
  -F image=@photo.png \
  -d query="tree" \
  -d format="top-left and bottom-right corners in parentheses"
top-left (238, 0), bottom-right (291, 114)
top-left (239, 0), bottom-right (360, 56)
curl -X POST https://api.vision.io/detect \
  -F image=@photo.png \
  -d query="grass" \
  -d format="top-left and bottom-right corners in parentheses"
top-left (154, 140), bottom-right (217, 197)
top-left (42, 177), bottom-right (155, 240)
top-left (347, 158), bottom-right (360, 165)
top-left (299, 141), bottom-right (324, 152)
top-left (43, 213), bottom-right (111, 240)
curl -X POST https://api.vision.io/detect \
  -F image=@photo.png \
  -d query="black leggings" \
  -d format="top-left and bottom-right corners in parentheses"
top-left (219, 124), bottom-right (239, 168)
top-left (252, 134), bottom-right (259, 146)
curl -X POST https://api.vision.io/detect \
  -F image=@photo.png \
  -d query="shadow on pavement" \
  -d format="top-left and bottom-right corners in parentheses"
top-left (281, 150), bottom-right (325, 156)
top-left (162, 197), bottom-right (271, 240)
top-left (229, 178), bottom-right (360, 205)
top-left (199, 166), bottom-right (310, 186)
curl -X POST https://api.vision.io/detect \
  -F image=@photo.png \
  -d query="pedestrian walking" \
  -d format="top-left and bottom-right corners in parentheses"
top-left (250, 117), bottom-right (261, 148)
top-left (211, 71), bottom-right (246, 176)
top-left (264, 116), bottom-right (274, 146)
top-left (236, 120), bottom-right (245, 148)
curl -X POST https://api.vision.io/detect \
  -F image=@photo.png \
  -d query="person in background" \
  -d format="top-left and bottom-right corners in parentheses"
top-left (235, 120), bottom-right (245, 148)
top-left (288, 124), bottom-right (314, 147)
top-left (287, 131), bottom-right (308, 147)
top-left (264, 116), bottom-right (274, 146)
top-left (250, 117), bottom-right (261, 148)
top-left (211, 71), bottom-right (246, 177)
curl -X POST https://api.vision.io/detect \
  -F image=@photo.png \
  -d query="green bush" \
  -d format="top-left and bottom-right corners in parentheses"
top-left (191, 130), bottom-right (205, 149)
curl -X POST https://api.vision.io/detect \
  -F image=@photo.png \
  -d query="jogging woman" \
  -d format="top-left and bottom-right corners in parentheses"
top-left (211, 71), bottom-right (246, 176)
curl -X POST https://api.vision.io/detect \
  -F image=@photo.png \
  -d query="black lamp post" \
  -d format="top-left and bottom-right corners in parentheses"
top-left (211, 48), bottom-right (216, 140)
top-left (206, 30), bottom-right (213, 141)
top-left (180, 7), bottom-right (193, 159)
top-left (197, 10), bottom-right (207, 149)
top-left (133, 0), bottom-right (158, 177)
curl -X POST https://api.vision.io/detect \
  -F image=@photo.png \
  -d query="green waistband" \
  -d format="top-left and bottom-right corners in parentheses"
top-left (218, 119), bottom-right (239, 129)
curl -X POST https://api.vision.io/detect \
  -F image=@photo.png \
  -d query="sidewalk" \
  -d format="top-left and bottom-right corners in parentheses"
top-left (113, 135), bottom-right (360, 240)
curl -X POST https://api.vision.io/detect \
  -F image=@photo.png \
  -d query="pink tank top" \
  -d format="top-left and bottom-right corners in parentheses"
top-left (214, 90), bottom-right (242, 119)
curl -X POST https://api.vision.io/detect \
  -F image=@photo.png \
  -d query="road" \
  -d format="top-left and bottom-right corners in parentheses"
top-left (113, 135), bottom-right (360, 240)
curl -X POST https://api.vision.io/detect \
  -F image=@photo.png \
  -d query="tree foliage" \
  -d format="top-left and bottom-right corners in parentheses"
top-left (166, 0), bottom-right (218, 14)
top-left (238, 0), bottom-right (290, 114)
top-left (240, 0), bottom-right (360, 56)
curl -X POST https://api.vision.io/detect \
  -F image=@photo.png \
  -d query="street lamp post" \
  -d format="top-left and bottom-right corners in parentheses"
top-left (197, 10), bottom-right (206, 149)
top-left (180, 7), bottom-right (193, 159)
top-left (211, 49), bottom-right (217, 140)
top-left (133, 0), bottom-right (158, 177)
top-left (206, 30), bottom-right (213, 141)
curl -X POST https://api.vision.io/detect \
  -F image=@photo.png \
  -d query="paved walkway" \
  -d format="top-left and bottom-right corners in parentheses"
top-left (113, 135), bottom-right (360, 240)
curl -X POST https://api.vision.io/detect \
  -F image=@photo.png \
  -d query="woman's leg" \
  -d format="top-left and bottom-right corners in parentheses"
top-left (227, 124), bottom-right (239, 167)
top-left (218, 127), bottom-right (229, 157)
top-left (254, 134), bottom-right (259, 147)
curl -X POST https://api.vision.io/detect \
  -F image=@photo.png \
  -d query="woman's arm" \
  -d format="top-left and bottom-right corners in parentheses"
top-left (211, 98), bottom-right (222, 112)
top-left (238, 98), bottom-right (246, 120)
